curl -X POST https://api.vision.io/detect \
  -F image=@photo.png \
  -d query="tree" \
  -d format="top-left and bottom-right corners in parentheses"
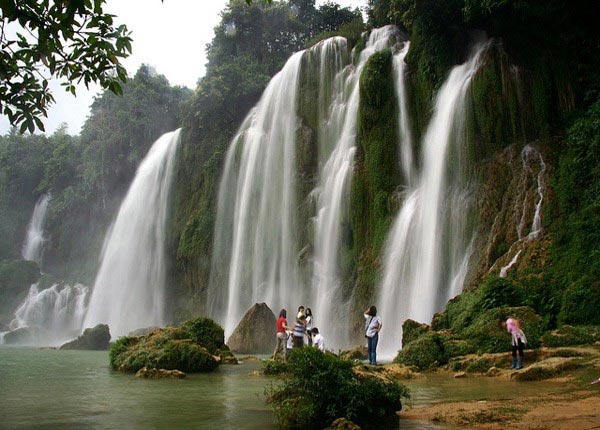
top-left (0, 0), bottom-right (132, 133)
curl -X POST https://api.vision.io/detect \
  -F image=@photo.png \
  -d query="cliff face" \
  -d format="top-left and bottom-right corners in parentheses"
top-left (168, 1), bottom-right (600, 340)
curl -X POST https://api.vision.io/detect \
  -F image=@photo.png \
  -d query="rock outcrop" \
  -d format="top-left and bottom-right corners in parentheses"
top-left (60, 324), bottom-right (111, 350)
top-left (109, 317), bottom-right (233, 373)
top-left (135, 367), bottom-right (186, 379)
top-left (227, 303), bottom-right (277, 354)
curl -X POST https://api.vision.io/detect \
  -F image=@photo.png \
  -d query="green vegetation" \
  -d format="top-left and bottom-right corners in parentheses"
top-left (109, 317), bottom-right (228, 373)
top-left (267, 348), bottom-right (408, 429)
top-left (0, 0), bottom-right (132, 132)
top-left (348, 49), bottom-right (400, 328)
top-left (0, 66), bottom-right (190, 283)
top-left (542, 325), bottom-right (600, 348)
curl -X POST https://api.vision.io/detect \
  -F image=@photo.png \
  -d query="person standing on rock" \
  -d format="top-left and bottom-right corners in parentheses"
top-left (305, 307), bottom-right (314, 346)
top-left (364, 306), bottom-right (382, 365)
top-left (292, 314), bottom-right (307, 349)
top-left (273, 309), bottom-right (290, 362)
top-left (503, 317), bottom-right (527, 370)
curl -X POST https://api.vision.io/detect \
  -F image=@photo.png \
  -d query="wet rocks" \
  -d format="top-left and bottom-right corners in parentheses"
top-left (135, 367), bottom-right (186, 379)
top-left (60, 324), bottom-right (111, 350)
top-left (227, 303), bottom-right (276, 354)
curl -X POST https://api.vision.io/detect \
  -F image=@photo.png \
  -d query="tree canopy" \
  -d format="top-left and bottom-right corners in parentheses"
top-left (0, 0), bottom-right (132, 133)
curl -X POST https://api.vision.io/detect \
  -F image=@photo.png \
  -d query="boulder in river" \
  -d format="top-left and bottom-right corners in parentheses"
top-left (60, 324), bottom-right (111, 350)
top-left (135, 367), bottom-right (186, 379)
top-left (227, 303), bottom-right (277, 354)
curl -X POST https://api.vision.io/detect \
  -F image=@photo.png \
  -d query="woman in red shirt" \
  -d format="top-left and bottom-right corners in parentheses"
top-left (273, 309), bottom-right (289, 362)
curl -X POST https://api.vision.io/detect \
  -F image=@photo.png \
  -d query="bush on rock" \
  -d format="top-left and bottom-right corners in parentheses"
top-left (267, 348), bottom-right (408, 430)
top-left (109, 317), bottom-right (229, 373)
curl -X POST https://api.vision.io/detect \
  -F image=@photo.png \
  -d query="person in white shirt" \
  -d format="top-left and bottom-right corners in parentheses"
top-left (364, 305), bottom-right (382, 365)
top-left (311, 327), bottom-right (325, 352)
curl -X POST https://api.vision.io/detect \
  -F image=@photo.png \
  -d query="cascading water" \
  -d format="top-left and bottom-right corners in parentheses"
top-left (377, 43), bottom-right (489, 357)
top-left (21, 193), bottom-right (51, 265)
top-left (496, 145), bottom-right (547, 277)
top-left (312, 26), bottom-right (404, 348)
top-left (210, 26), bottom-right (404, 344)
top-left (83, 129), bottom-right (181, 336)
top-left (209, 52), bottom-right (304, 337)
top-left (1, 282), bottom-right (89, 345)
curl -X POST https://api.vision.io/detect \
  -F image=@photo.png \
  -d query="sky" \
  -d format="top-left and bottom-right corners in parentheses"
top-left (0, 0), bottom-right (366, 135)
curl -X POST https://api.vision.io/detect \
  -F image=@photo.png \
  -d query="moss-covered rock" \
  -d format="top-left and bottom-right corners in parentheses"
top-left (394, 332), bottom-right (448, 370)
top-left (109, 317), bottom-right (229, 373)
top-left (558, 281), bottom-right (600, 326)
top-left (60, 324), bottom-right (111, 350)
top-left (462, 306), bottom-right (544, 353)
top-left (401, 319), bottom-right (430, 347)
top-left (349, 48), bottom-right (402, 335)
top-left (510, 357), bottom-right (585, 381)
top-left (542, 325), bottom-right (600, 348)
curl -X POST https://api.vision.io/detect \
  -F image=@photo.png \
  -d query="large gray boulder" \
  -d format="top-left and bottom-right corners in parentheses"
top-left (227, 303), bottom-right (277, 354)
top-left (60, 324), bottom-right (111, 350)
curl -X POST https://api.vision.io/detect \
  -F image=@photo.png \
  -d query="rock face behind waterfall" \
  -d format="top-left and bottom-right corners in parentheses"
top-left (60, 324), bottom-right (111, 350)
top-left (227, 303), bottom-right (277, 354)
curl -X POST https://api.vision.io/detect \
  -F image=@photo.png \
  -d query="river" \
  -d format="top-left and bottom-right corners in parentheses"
top-left (0, 347), bottom-right (558, 429)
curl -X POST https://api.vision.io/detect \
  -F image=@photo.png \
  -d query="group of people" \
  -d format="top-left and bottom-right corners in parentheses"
top-left (273, 305), bottom-right (529, 369)
top-left (273, 306), bottom-right (325, 362)
top-left (273, 304), bottom-right (383, 365)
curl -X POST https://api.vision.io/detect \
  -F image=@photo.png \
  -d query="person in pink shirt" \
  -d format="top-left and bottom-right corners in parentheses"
top-left (502, 317), bottom-right (527, 369)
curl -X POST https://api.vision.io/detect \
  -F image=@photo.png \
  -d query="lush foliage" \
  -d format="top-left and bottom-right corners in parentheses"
top-left (109, 317), bottom-right (228, 373)
top-left (267, 348), bottom-right (408, 429)
top-left (0, 0), bottom-right (132, 132)
top-left (0, 66), bottom-right (190, 282)
top-left (542, 325), bottom-right (600, 348)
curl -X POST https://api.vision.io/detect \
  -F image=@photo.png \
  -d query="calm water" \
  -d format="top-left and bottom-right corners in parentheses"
top-left (0, 348), bottom-right (562, 430)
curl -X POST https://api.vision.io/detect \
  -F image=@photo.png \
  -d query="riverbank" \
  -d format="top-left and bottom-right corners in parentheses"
top-left (397, 347), bottom-right (600, 430)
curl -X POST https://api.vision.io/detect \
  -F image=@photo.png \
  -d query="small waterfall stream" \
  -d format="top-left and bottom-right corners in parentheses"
top-left (21, 194), bottom-right (51, 265)
top-left (377, 44), bottom-right (489, 357)
top-left (84, 129), bottom-right (181, 336)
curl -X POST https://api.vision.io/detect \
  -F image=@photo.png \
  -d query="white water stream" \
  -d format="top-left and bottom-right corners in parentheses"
top-left (377, 44), bottom-right (489, 357)
top-left (84, 129), bottom-right (181, 336)
top-left (21, 194), bottom-right (51, 265)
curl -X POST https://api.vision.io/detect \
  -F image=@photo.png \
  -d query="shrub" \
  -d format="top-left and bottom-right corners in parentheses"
top-left (477, 276), bottom-right (523, 310)
top-left (558, 281), bottom-right (600, 326)
top-left (263, 359), bottom-right (289, 375)
top-left (542, 325), bottom-right (600, 347)
top-left (267, 348), bottom-right (408, 430)
top-left (180, 317), bottom-right (225, 353)
top-left (394, 333), bottom-right (447, 370)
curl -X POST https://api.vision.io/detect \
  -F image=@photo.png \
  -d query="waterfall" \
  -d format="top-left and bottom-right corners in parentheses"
top-left (0, 282), bottom-right (89, 345)
top-left (377, 43), bottom-right (489, 357)
top-left (311, 26), bottom-right (404, 348)
top-left (209, 53), bottom-right (304, 337)
top-left (497, 145), bottom-right (547, 277)
top-left (21, 194), bottom-right (51, 265)
top-left (392, 42), bottom-right (413, 183)
top-left (83, 129), bottom-right (181, 336)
